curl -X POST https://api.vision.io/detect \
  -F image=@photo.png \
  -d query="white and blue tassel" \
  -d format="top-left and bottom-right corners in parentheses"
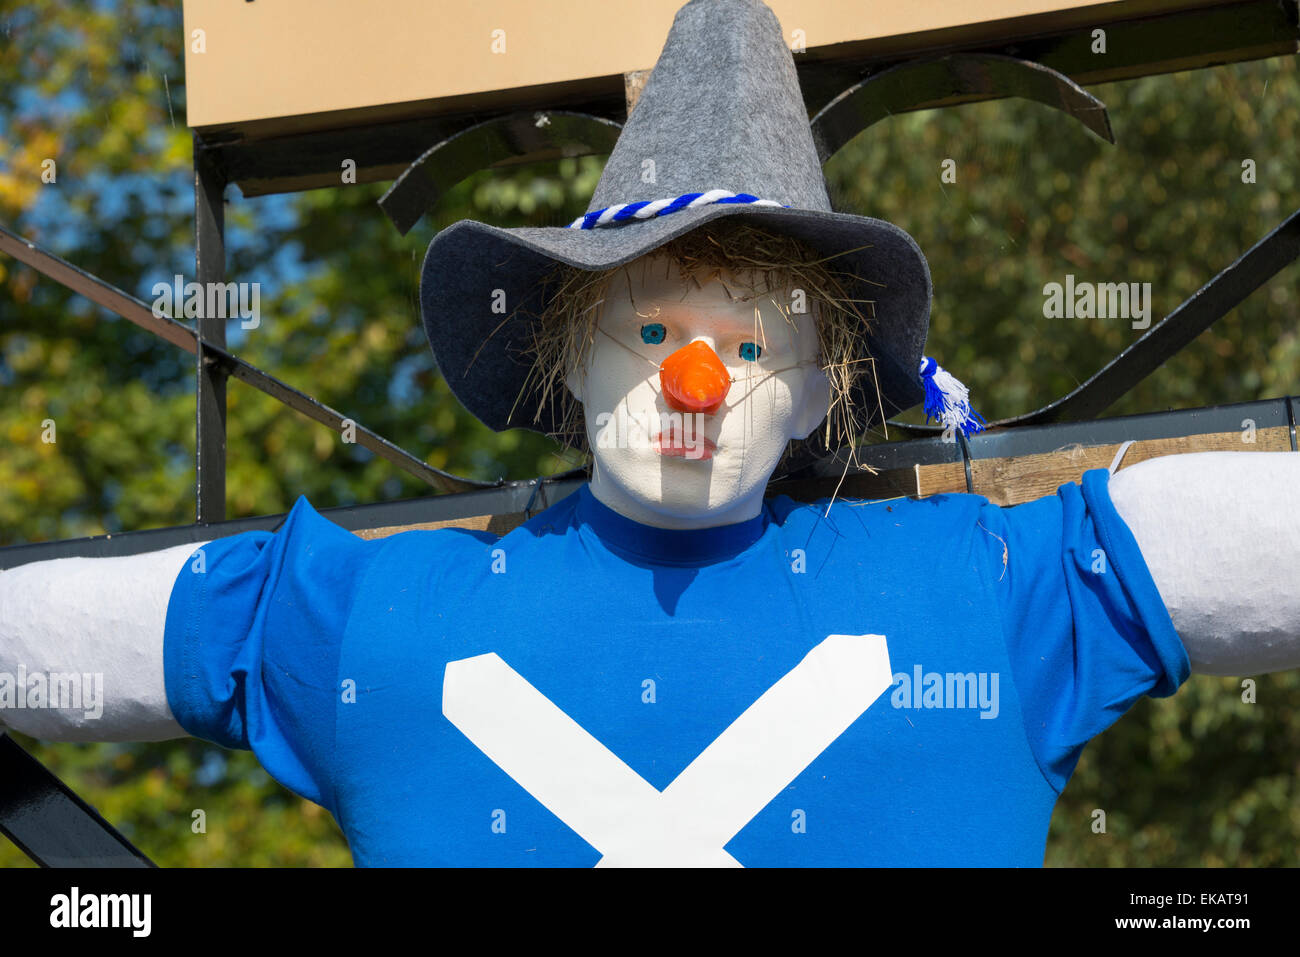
top-left (919, 357), bottom-right (987, 437)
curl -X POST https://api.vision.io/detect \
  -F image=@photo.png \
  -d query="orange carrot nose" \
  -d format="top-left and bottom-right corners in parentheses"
top-left (659, 340), bottom-right (731, 415)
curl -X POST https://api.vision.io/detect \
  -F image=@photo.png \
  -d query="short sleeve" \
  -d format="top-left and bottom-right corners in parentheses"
top-left (163, 496), bottom-right (374, 811)
top-left (979, 468), bottom-right (1191, 793)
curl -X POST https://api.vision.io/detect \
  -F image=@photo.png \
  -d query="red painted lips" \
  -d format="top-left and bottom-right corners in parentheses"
top-left (652, 432), bottom-right (716, 460)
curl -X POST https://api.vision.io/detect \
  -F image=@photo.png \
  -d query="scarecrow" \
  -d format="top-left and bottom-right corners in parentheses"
top-left (2, 0), bottom-right (1299, 866)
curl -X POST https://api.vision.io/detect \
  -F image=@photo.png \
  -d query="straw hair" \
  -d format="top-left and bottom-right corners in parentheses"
top-left (512, 218), bottom-right (886, 472)
top-left (419, 0), bottom-right (934, 455)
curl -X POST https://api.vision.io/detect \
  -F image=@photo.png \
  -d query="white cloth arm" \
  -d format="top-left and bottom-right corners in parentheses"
top-left (0, 540), bottom-right (209, 741)
top-left (1109, 450), bottom-right (1300, 676)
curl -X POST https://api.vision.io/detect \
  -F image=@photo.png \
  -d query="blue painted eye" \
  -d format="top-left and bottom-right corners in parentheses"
top-left (641, 323), bottom-right (666, 345)
top-left (739, 341), bottom-right (762, 361)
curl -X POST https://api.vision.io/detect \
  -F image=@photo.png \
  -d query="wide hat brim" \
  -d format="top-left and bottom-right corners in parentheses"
top-left (419, 200), bottom-right (932, 459)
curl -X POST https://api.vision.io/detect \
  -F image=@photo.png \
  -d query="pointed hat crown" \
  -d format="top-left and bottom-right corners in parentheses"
top-left (418, 0), bottom-right (986, 460)
top-left (586, 0), bottom-right (831, 216)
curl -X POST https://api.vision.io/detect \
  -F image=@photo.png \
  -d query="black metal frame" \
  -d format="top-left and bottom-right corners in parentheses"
top-left (885, 209), bottom-right (1300, 438)
top-left (0, 735), bottom-right (153, 868)
top-left (1, 394), bottom-right (1293, 575)
top-left (194, 140), bottom-right (228, 523)
top-left (0, 224), bottom-right (519, 498)
top-left (1, 0), bottom-right (1298, 868)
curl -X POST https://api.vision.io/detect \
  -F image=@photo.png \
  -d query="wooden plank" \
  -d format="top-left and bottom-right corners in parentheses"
top-left (200, 1), bottom-right (1298, 197)
top-left (624, 70), bottom-right (653, 116)
top-left (801, 426), bottom-right (1291, 505)
top-left (963, 426), bottom-right (1291, 505)
top-left (352, 513), bottom-right (524, 540)
top-left (182, 0), bottom-right (1242, 134)
top-left (354, 427), bottom-right (1291, 539)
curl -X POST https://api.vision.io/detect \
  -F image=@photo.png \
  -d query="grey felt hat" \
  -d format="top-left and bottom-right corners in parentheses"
top-left (419, 0), bottom-right (938, 458)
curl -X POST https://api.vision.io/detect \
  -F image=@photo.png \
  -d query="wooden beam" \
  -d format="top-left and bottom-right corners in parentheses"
top-left (183, 0), bottom-right (1274, 133)
top-left (354, 426), bottom-right (1292, 540)
top-left (190, 0), bottom-right (1298, 197)
top-left (353, 513), bottom-right (524, 540)
top-left (624, 70), bottom-right (653, 117)
top-left (3, 399), bottom-right (1291, 565)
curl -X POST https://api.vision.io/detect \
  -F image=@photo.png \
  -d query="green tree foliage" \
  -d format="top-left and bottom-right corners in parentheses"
top-left (0, 0), bottom-right (1296, 865)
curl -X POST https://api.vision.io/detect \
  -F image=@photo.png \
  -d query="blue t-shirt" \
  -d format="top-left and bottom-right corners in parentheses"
top-left (163, 470), bottom-right (1188, 866)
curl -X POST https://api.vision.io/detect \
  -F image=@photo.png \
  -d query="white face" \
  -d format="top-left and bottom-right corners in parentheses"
top-left (565, 253), bottom-right (831, 529)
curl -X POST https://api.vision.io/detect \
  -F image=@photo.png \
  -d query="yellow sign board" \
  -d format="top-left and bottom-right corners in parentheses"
top-left (182, 0), bottom-right (1226, 134)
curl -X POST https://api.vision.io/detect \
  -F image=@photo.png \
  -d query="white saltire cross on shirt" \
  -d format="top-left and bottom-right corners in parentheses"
top-left (442, 633), bottom-right (893, 866)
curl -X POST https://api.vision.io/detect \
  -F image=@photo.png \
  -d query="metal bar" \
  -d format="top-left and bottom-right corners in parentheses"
top-left (379, 111), bottom-right (622, 235)
top-left (956, 429), bottom-right (974, 493)
top-left (0, 471), bottom-right (588, 568)
top-left (212, 98), bottom-right (627, 198)
top-left (797, 0), bottom-right (1300, 121)
top-left (0, 224), bottom-right (195, 352)
top-left (195, 138), bottom-right (228, 523)
top-left (218, 353), bottom-right (496, 494)
top-left (800, 395), bottom-right (1297, 479)
top-left (1009, 209), bottom-right (1300, 426)
top-left (810, 53), bottom-right (1113, 166)
top-left (887, 209), bottom-right (1300, 437)
top-left (0, 734), bottom-right (154, 867)
top-left (1288, 395), bottom-right (1298, 452)
top-left (4, 396), bottom-right (1295, 568)
top-left (0, 221), bottom-right (492, 494)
